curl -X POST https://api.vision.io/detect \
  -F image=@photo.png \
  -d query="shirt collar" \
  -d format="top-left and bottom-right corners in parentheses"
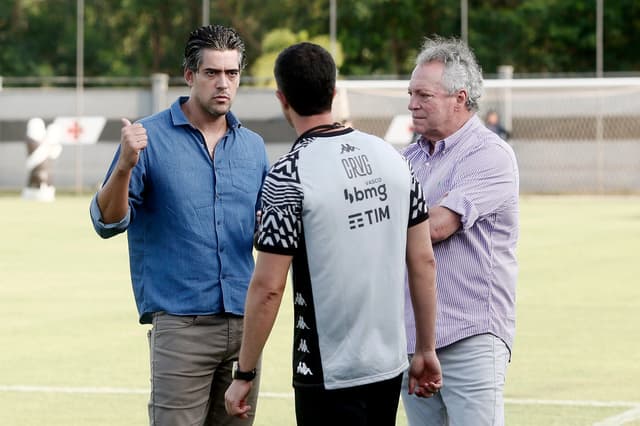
top-left (416, 113), bottom-right (482, 155)
top-left (170, 96), bottom-right (242, 129)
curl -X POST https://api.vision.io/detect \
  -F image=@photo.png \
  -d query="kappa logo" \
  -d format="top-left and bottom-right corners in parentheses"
top-left (340, 143), bottom-right (359, 154)
top-left (296, 315), bottom-right (310, 330)
top-left (294, 292), bottom-right (307, 306)
top-left (297, 339), bottom-right (310, 353)
top-left (296, 362), bottom-right (313, 376)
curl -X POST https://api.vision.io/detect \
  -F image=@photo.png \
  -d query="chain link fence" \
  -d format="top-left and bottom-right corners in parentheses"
top-left (1, 77), bottom-right (639, 194)
top-left (337, 78), bottom-right (640, 194)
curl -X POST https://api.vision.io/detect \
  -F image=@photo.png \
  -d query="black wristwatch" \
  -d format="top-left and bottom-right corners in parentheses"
top-left (232, 361), bottom-right (257, 381)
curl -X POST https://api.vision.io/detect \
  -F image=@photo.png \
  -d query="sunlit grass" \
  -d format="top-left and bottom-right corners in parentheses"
top-left (1, 195), bottom-right (639, 425)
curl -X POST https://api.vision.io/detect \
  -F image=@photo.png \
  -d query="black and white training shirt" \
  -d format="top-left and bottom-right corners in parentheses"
top-left (255, 127), bottom-right (428, 390)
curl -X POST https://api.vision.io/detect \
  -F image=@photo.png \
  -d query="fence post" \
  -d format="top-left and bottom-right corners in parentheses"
top-left (151, 73), bottom-right (169, 114)
top-left (497, 65), bottom-right (513, 134)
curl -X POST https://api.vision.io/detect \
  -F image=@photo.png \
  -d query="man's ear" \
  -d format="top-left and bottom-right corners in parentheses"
top-left (184, 68), bottom-right (194, 87)
top-left (275, 90), bottom-right (289, 109)
top-left (452, 89), bottom-right (468, 112)
top-left (456, 89), bottom-right (468, 106)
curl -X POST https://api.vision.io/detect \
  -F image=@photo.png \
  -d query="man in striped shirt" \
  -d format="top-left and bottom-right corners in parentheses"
top-left (401, 36), bottom-right (520, 426)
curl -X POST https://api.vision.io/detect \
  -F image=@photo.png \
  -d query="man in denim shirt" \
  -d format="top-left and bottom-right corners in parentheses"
top-left (89, 25), bottom-right (269, 426)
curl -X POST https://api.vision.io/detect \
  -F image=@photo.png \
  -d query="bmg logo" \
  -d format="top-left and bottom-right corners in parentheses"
top-left (344, 183), bottom-right (388, 203)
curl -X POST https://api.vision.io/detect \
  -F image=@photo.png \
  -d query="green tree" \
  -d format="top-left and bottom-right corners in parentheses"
top-left (88, 0), bottom-right (201, 77)
top-left (470, 0), bottom-right (640, 76)
top-left (338, 0), bottom-right (459, 76)
top-left (0, 0), bottom-right (78, 78)
top-left (250, 28), bottom-right (344, 86)
top-left (0, 0), bottom-right (638, 82)
top-left (603, 0), bottom-right (640, 73)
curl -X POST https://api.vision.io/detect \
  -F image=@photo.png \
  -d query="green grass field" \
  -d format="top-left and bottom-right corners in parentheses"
top-left (1, 194), bottom-right (639, 425)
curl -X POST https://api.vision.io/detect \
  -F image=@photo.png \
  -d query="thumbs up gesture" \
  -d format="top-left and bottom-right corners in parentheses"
top-left (117, 118), bottom-right (148, 171)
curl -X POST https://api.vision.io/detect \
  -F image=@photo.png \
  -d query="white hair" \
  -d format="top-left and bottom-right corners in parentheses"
top-left (416, 36), bottom-right (484, 111)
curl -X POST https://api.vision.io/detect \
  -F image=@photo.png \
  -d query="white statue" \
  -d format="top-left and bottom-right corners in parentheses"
top-left (22, 118), bottom-right (63, 202)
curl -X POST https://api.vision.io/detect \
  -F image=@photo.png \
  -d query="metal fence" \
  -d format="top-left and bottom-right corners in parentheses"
top-left (336, 77), bottom-right (640, 194)
top-left (1, 77), bottom-right (639, 194)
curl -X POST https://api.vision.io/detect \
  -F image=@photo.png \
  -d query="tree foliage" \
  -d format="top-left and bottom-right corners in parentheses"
top-left (250, 29), bottom-right (345, 86)
top-left (0, 0), bottom-right (638, 83)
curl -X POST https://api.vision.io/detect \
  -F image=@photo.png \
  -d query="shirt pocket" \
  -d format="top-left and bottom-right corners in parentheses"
top-left (230, 158), bottom-right (260, 193)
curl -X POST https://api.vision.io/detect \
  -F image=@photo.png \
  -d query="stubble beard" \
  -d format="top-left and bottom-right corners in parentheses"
top-left (203, 96), bottom-right (232, 119)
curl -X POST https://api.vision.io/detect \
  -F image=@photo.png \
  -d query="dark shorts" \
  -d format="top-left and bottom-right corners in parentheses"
top-left (294, 373), bottom-right (403, 426)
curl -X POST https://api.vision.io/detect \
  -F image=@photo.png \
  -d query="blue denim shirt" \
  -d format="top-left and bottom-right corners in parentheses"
top-left (90, 97), bottom-right (269, 323)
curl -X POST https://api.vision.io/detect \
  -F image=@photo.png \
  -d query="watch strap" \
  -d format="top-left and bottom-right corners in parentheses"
top-left (232, 361), bottom-right (256, 381)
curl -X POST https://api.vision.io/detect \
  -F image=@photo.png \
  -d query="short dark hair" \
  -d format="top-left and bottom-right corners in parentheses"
top-left (274, 42), bottom-right (336, 116)
top-left (183, 24), bottom-right (247, 72)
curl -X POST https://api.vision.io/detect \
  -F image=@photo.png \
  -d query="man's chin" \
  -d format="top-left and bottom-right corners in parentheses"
top-left (207, 105), bottom-right (231, 117)
top-left (411, 124), bottom-right (425, 135)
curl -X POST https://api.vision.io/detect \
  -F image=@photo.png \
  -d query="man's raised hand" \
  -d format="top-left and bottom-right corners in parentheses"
top-left (117, 118), bottom-right (147, 170)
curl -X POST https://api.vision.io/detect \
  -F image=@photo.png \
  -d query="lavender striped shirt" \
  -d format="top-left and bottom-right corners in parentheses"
top-left (403, 114), bottom-right (519, 353)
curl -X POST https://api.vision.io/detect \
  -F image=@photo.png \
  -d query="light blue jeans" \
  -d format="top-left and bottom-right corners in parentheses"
top-left (401, 334), bottom-right (510, 426)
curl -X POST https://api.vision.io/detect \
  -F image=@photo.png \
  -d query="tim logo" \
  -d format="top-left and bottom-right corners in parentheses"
top-left (348, 205), bottom-right (391, 229)
top-left (340, 143), bottom-right (359, 154)
top-left (344, 183), bottom-right (388, 203)
top-left (342, 155), bottom-right (372, 179)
